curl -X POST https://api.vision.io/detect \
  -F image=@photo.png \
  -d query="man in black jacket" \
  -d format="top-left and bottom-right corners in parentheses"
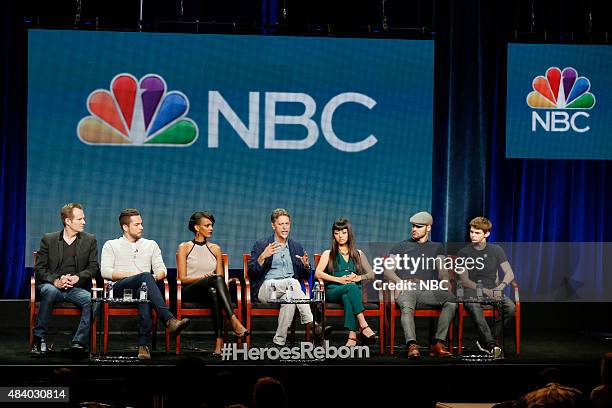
top-left (32, 203), bottom-right (99, 356)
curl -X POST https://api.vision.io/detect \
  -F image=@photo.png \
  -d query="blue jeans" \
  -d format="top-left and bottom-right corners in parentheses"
top-left (34, 283), bottom-right (91, 345)
top-left (112, 273), bottom-right (173, 346)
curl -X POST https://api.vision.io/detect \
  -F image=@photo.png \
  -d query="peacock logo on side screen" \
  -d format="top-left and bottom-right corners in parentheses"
top-left (527, 67), bottom-right (595, 133)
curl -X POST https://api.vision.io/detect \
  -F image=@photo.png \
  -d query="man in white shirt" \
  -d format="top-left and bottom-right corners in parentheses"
top-left (101, 208), bottom-right (189, 359)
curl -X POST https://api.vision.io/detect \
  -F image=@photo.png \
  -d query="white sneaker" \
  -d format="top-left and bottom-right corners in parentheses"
top-left (476, 341), bottom-right (503, 358)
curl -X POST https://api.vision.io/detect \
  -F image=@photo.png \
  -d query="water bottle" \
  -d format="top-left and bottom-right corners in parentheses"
top-left (456, 279), bottom-right (464, 300)
top-left (107, 281), bottom-right (114, 299)
top-left (269, 282), bottom-right (277, 301)
top-left (139, 282), bottom-right (148, 300)
top-left (476, 280), bottom-right (483, 301)
top-left (313, 282), bottom-right (321, 301)
top-left (286, 282), bottom-right (293, 301)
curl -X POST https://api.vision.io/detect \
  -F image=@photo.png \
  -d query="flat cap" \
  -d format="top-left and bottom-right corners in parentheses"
top-left (409, 211), bottom-right (433, 226)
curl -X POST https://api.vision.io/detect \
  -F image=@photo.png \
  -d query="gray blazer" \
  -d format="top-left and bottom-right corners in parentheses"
top-left (35, 231), bottom-right (99, 288)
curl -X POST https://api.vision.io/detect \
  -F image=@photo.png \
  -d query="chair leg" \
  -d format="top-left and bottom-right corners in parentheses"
top-left (235, 309), bottom-right (243, 347)
top-left (458, 312), bottom-right (463, 355)
top-left (246, 313), bottom-right (252, 348)
top-left (29, 308), bottom-right (36, 347)
top-left (379, 313), bottom-right (385, 355)
top-left (152, 315), bottom-right (158, 351)
top-left (448, 321), bottom-right (453, 354)
top-left (390, 316), bottom-right (395, 355)
top-left (176, 335), bottom-right (181, 355)
top-left (91, 318), bottom-right (97, 354)
top-left (516, 315), bottom-right (521, 355)
top-left (165, 325), bottom-right (170, 354)
top-left (103, 312), bottom-right (109, 354)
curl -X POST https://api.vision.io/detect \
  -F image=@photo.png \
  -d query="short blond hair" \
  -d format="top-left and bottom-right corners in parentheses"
top-left (270, 208), bottom-right (290, 223)
top-left (60, 203), bottom-right (83, 226)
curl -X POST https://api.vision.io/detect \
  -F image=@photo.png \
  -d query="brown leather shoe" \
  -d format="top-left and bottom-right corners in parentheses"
top-left (166, 318), bottom-right (190, 337)
top-left (138, 345), bottom-right (151, 360)
top-left (429, 342), bottom-right (452, 357)
top-left (408, 343), bottom-right (421, 359)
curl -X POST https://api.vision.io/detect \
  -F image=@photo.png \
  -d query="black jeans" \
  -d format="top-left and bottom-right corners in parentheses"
top-left (183, 275), bottom-right (235, 338)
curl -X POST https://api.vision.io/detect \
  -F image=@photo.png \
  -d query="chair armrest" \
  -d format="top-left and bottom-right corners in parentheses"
top-left (389, 287), bottom-right (396, 309)
top-left (30, 276), bottom-right (36, 305)
top-left (317, 278), bottom-right (325, 291)
top-left (377, 282), bottom-right (384, 304)
top-left (163, 279), bottom-right (169, 306)
top-left (176, 280), bottom-right (182, 308)
top-left (511, 280), bottom-right (520, 303)
top-left (244, 275), bottom-right (252, 306)
top-left (228, 277), bottom-right (242, 307)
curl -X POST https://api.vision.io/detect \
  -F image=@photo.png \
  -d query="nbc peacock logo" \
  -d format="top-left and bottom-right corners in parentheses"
top-left (77, 73), bottom-right (199, 146)
top-left (527, 67), bottom-right (595, 109)
top-left (527, 67), bottom-right (595, 133)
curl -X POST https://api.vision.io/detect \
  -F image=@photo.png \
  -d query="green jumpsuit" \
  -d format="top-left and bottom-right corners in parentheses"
top-left (325, 254), bottom-right (365, 331)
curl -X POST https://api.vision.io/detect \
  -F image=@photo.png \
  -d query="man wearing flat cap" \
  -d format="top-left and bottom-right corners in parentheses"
top-left (384, 211), bottom-right (456, 359)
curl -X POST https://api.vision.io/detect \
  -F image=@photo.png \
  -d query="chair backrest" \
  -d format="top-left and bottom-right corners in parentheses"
top-left (243, 254), bottom-right (250, 281)
top-left (221, 253), bottom-right (229, 284)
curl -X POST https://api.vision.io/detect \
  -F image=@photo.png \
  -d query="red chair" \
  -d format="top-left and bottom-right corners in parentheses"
top-left (174, 253), bottom-right (243, 354)
top-left (29, 252), bottom-right (98, 351)
top-left (457, 280), bottom-right (521, 355)
top-left (243, 253), bottom-right (310, 347)
top-left (103, 278), bottom-right (170, 354)
top-left (314, 254), bottom-right (385, 354)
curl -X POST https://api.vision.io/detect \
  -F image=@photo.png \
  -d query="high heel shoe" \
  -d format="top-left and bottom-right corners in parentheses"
top-left (346, 334), bottom-right (359, 348)
top-left (357, 325), bottom-right (379, 345)
top-left (233, 329), bottom-right (250, 339)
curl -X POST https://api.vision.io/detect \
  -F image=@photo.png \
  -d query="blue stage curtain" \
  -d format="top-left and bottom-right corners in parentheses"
top-left (432, 0), bottom-right (612, 244)
top-left (1, 1), bottom-right (27, 298)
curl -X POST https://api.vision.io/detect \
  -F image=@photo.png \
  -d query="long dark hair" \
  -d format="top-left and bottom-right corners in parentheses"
top-left (327, 218), bottom-right (362, 275)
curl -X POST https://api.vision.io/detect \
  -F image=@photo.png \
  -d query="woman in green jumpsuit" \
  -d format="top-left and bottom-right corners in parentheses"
top-left (314, 218), bottom-right (378, 347)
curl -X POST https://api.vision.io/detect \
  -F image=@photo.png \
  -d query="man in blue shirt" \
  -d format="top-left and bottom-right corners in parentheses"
top-left (248, 208), bottom-right (319, 346)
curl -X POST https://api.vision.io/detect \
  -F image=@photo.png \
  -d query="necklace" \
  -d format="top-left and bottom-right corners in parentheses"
top-left (339, 249), bottom-right (349, 256)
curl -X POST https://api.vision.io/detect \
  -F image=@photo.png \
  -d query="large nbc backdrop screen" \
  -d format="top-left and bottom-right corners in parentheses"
top-left (506, 43), bottom-right (612, 160)
top-left (27, 30), bottom-right (434, 268)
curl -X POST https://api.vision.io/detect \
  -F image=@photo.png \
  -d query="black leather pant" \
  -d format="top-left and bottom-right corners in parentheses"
top-left (183, 275), bottom-right (234, 338)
